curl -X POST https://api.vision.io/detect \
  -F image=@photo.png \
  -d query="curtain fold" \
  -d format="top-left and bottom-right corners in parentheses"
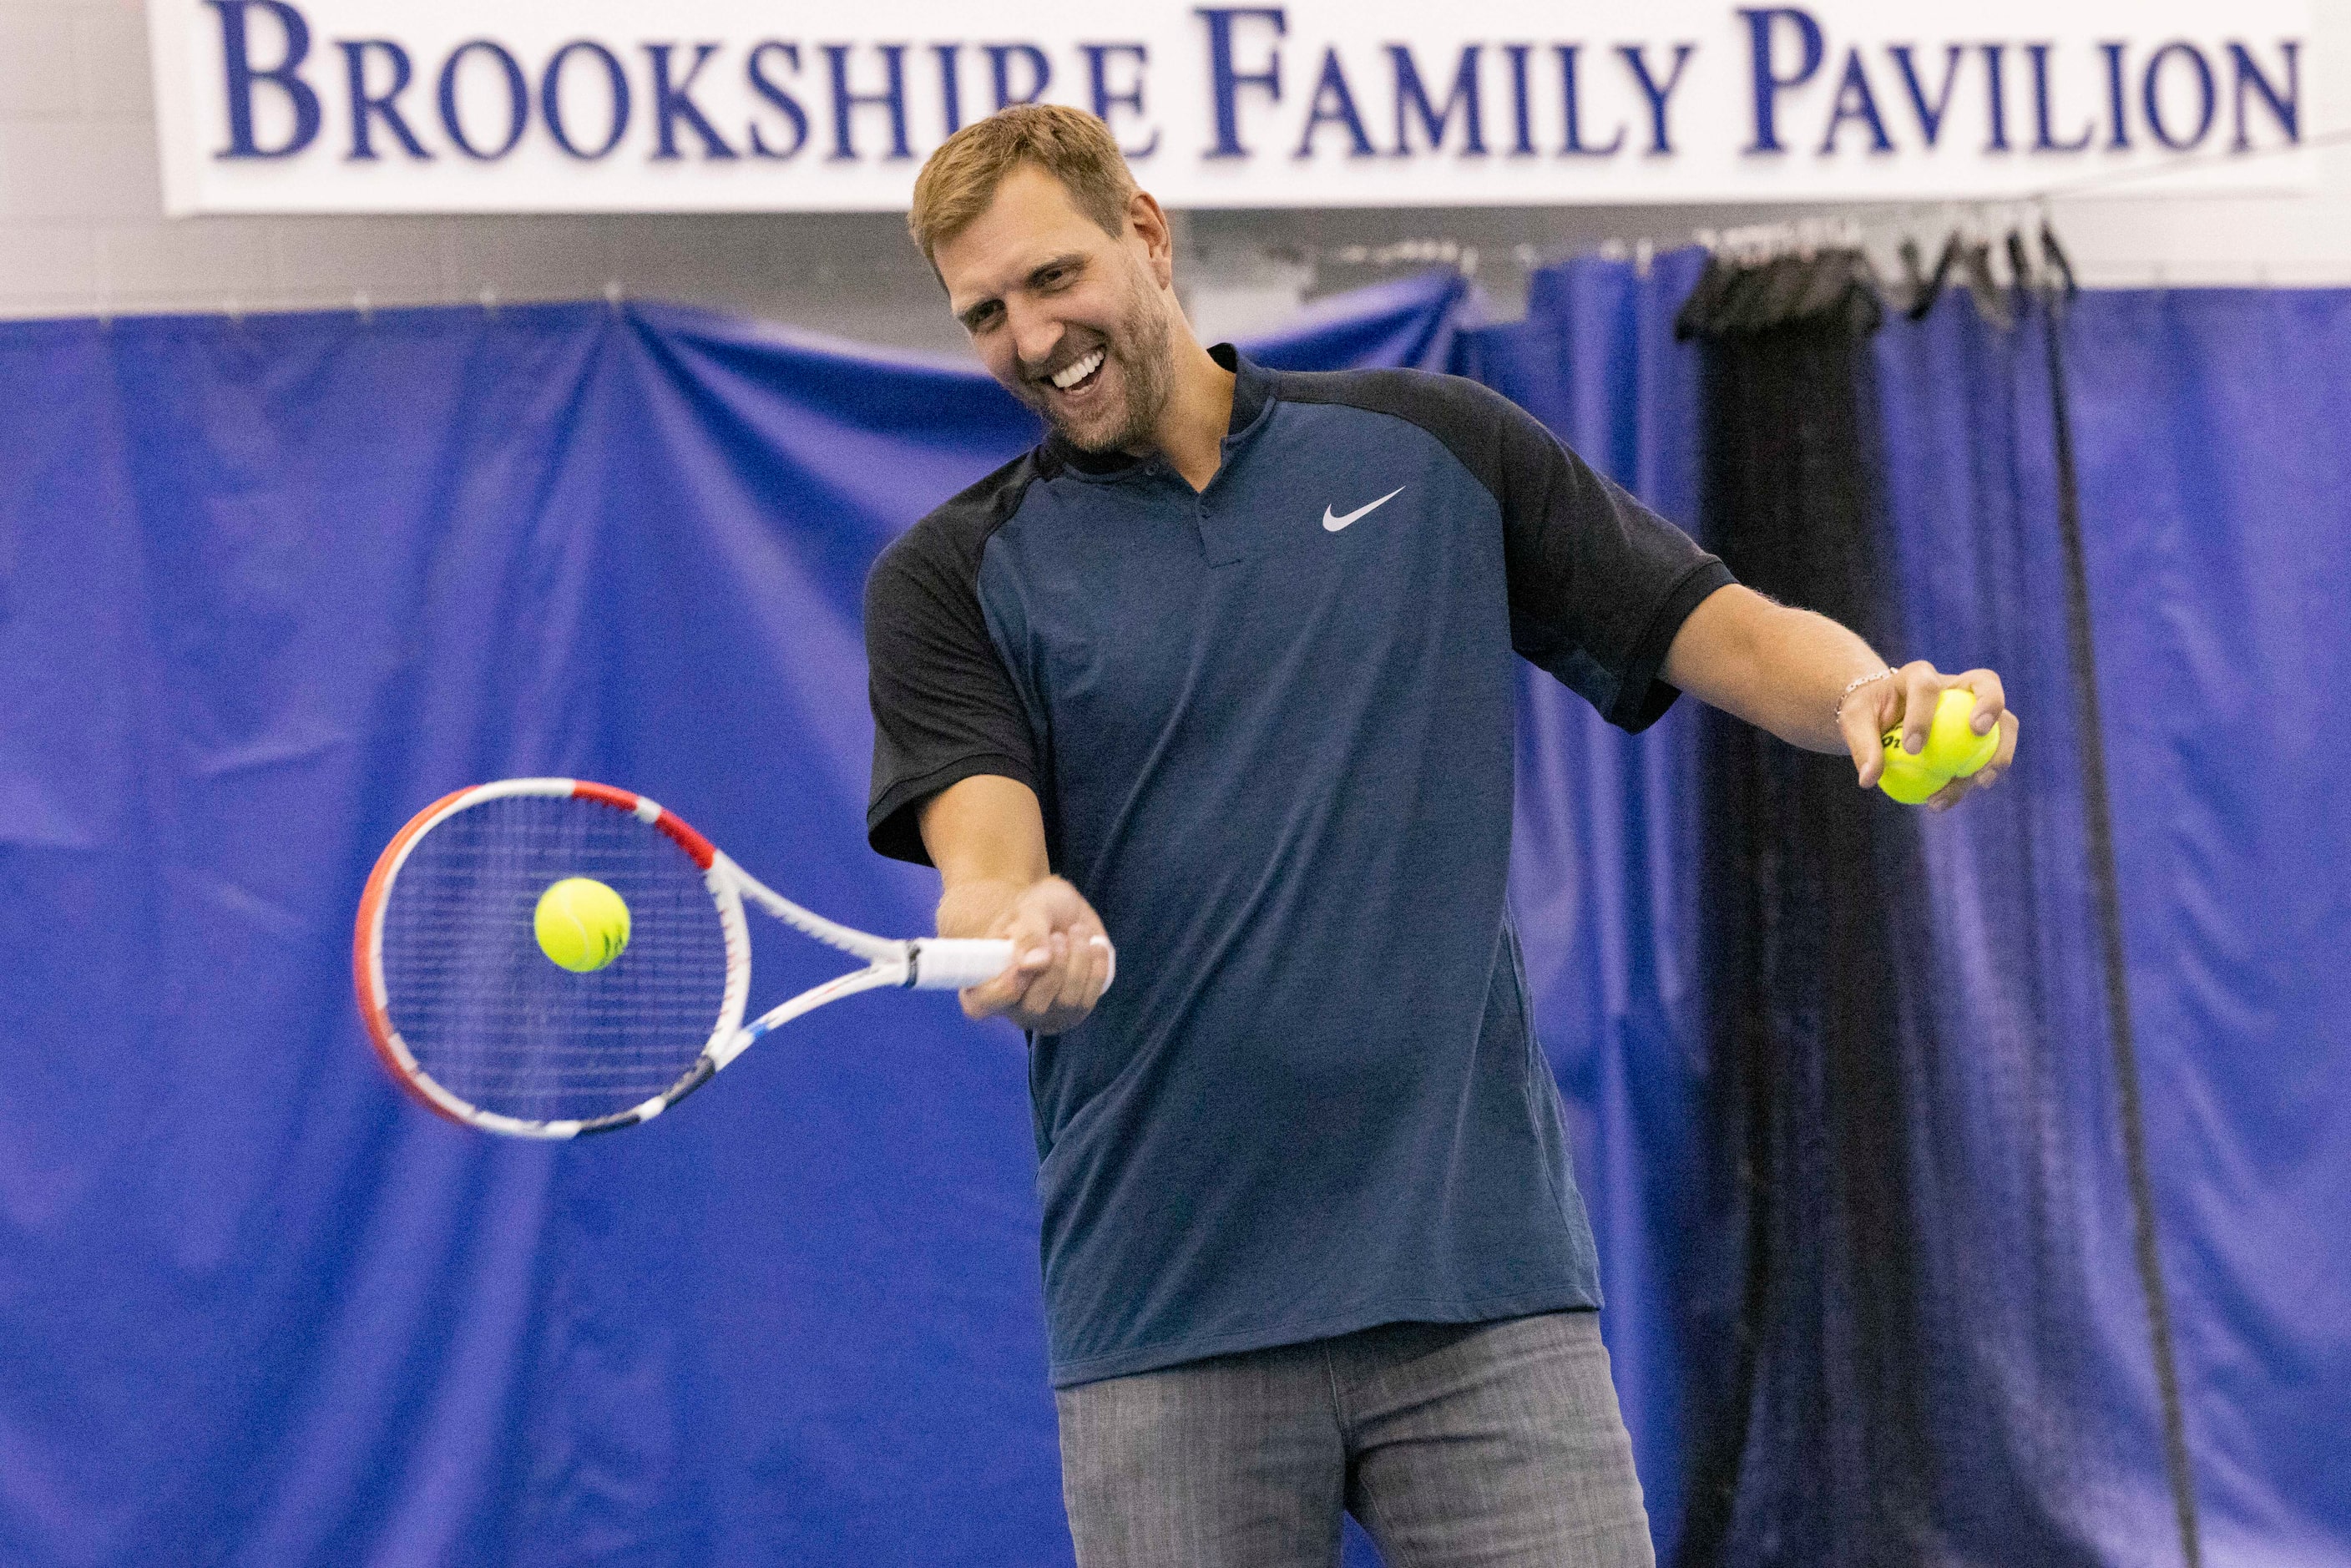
top-left (2025, 289), bottom-right (2351, 1568)
top-left (1675, 254), bottom-right (2134, 1567)
top-left (1875, 291), bottom-right (2187, 1567)
top-left (1683, 256), bottom-right (1934, 1566)
top-left (1852, 281), bottom-right (2351, 1568)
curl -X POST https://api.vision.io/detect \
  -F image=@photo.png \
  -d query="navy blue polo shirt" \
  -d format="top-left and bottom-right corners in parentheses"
top-left (865, 346), bottom-right (1731, 1387)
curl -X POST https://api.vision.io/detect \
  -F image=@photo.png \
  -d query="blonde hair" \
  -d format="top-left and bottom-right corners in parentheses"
top-left (908, 104), bottom-right (1139, 266)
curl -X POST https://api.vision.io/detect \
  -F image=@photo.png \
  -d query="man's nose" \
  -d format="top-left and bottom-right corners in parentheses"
top-left (1008, 301), bottom-right (1063, 375)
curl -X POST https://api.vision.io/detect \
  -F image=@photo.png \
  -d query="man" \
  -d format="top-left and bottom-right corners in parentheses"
top-left (863, 106), bottom-right (2016, 1568)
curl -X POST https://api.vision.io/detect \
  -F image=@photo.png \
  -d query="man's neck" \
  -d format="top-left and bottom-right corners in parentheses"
top-left (1144, 332), bottom-right (1236, 493)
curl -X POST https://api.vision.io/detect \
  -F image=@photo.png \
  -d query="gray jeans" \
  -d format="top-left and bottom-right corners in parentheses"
top-left (1054, 1312), bottom-right (1653, 1568)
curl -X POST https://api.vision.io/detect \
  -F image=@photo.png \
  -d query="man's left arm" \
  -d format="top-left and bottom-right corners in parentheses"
top-left (1661, 583), bottom-right (2020, 811)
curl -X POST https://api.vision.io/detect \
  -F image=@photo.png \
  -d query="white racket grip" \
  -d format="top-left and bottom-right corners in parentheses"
top-left (907, 938), bottom-right (1017, 991)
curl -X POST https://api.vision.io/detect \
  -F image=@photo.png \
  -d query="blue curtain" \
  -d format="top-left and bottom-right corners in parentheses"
top-left (2024, 290), bottom-right (2351, 1566)
top-left (1474, 260), bottom-right (2351, 1567)
top-left (0, 274), bottom-right (1465, 1566)
top-left (3, 261), bottom-right (2344, 1566)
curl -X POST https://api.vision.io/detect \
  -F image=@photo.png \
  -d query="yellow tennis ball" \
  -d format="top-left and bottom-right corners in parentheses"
top-left (1920, 686), bottom-right (2000, 779)
top-left (1878, 730), bottom-right (1949, 805)
top-left (534, 877), bottom-right (631, 974)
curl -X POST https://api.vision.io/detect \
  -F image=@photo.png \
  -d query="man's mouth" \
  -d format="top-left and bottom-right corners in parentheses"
top-left (1047, 349), bottom-right (1106, 395)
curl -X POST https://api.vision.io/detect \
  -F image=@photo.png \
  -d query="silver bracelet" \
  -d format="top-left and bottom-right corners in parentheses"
top-left (1833, 666), bottom-right (1897, 726)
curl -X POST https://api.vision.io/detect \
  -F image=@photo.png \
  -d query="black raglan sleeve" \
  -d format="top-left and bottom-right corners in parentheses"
top-left (863, 464), bottom-right (1043, 866)
top-left (1484, 392), bottom-right (1733, 731)
top-left (1268, 367), bottom-right (1732, 732)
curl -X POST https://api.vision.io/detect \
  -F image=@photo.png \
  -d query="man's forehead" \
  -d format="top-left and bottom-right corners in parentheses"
top-left (938, 168), bottom-right (1115, 301)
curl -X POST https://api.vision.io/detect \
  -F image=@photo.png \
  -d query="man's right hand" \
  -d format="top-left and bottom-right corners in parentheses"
top-left (959, 875), bottom-right (1114, 1034)
top-left (919, 775), bottom-right (1115, 1036)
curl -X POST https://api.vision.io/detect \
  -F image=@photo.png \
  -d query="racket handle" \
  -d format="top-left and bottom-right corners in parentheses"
top-left (906, 938), bottom-right (1017, 991)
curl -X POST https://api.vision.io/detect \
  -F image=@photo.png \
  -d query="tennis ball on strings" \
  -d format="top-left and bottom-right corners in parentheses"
top-left (1920, 686), bottom-right (2000, 779)
top-left (1878, 731), bottom-right (1950, 805)
top-left (534, 877), bottom-right (631, 973)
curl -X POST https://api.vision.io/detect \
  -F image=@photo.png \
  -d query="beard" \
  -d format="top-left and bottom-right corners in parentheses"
top-left (1014, 255), bottom-right (1174, 455)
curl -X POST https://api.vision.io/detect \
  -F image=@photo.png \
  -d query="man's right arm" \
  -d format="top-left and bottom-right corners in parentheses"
top-left (921, 774), bottom-right (1113, 1034)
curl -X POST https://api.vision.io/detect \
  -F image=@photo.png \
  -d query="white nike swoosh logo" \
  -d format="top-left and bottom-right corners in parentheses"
top-left (1322, 486), bottom-right (1405, 532)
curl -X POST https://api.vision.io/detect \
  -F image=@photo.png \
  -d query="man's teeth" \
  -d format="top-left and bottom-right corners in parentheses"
top-left (1051, 350), bottom-right (1105, 391)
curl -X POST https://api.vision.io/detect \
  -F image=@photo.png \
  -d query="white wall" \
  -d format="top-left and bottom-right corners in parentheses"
top-left (3, 0), bottom-right (2347, 350)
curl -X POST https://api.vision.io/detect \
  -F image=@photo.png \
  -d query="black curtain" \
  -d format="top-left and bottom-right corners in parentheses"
top-left (1671, 253), bottom-right (2111, 1568)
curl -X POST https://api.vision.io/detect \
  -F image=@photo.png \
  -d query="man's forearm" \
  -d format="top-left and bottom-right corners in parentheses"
top-left (1744, 604), bottom-right (1889, 752)
top-left (916, 773), bottom-right (1113, 1027)
top-left (921, 774), bottom-right (1053, 938)
top-left (1665, 586), bottom-right (1886, 754)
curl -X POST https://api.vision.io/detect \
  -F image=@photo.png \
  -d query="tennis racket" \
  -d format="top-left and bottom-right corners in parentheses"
top-left (352, 778), bottom-right (1024, 1139)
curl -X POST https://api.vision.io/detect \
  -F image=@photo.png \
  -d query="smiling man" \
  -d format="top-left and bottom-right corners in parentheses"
top-left (861, 106), bottom-right (2016, 1568)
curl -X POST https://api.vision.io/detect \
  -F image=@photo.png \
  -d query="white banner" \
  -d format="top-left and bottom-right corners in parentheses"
top-left (145, 0), bottom-right (2317, 214)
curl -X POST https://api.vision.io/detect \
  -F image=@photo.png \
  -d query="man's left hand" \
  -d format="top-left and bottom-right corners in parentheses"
top-left (1840, 661), bottom-right (2021, 812)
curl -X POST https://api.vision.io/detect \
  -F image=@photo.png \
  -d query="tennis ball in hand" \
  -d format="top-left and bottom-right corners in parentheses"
top-left (535, 877), bottom-right (631, 973)
top-left (1878, 731), bottom-right (1949, 805)
top-left (1920, 686), bottom-right (2000, 779)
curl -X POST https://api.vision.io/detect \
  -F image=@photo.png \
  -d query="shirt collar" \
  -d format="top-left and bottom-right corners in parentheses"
top-left (1040, 344), bottom-right (1273, 478)
top-left (1216, 342), bottom-right (1275, 432)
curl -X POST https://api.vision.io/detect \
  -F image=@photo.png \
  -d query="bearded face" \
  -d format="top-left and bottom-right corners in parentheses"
top-left (1004, 246), bottom-right (1174, 453)
top-left (935, 165), bottom-right (1183, 458)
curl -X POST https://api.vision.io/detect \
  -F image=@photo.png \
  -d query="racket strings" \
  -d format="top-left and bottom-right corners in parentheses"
top-left (380, 795), bottom-right (731, 1124)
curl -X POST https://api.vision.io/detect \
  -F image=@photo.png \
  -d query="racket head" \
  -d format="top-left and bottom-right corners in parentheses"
top-left (353, 779), bottom-right (751, 1137)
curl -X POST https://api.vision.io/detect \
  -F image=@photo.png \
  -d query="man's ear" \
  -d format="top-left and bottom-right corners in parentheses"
top-left (1127, 190), bottom-right (1175, 291)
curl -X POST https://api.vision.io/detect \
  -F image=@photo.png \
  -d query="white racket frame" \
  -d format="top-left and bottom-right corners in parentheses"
top-left (353, 777), bottom-right (1019, 1139)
